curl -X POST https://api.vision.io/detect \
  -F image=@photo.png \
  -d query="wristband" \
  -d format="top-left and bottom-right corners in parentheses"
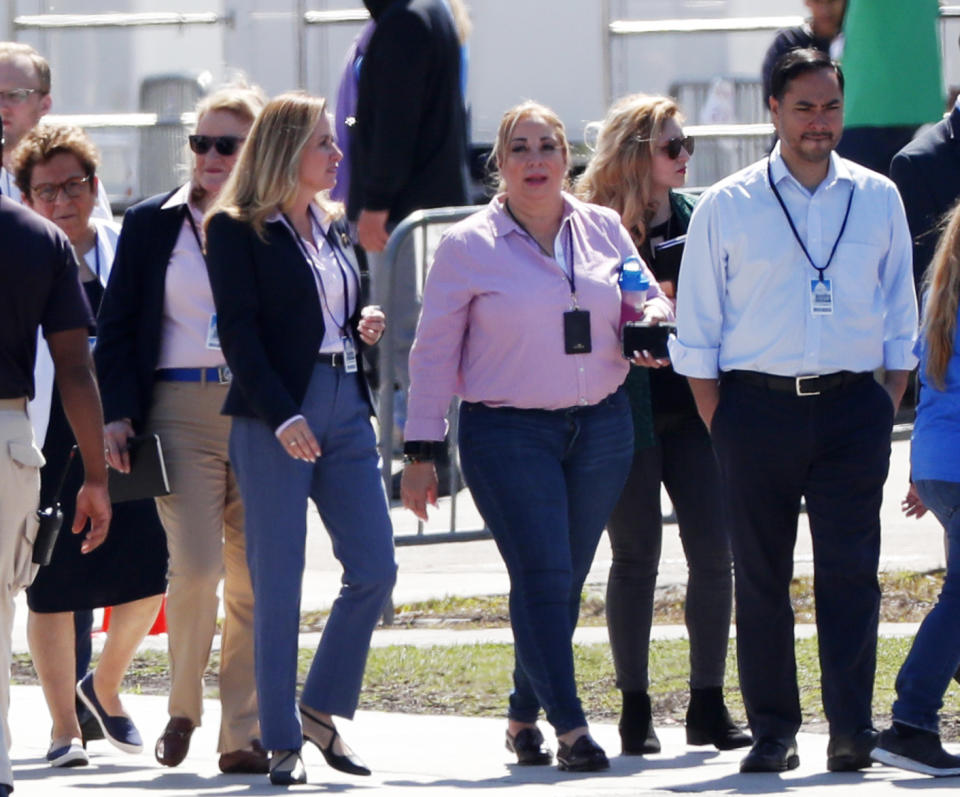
top-left (402, 440), bottom-right (441, 463)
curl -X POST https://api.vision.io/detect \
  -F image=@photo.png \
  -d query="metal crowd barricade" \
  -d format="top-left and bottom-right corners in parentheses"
top-left (376, 206), bottom-right (487, 546)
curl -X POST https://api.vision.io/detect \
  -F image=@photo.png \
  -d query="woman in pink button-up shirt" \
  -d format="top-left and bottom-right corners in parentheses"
top-left (401, 101), bottom-right (671, 773)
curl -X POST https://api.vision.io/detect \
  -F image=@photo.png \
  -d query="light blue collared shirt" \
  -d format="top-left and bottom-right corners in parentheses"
top-left (669, 142), bottom-right (918, 379)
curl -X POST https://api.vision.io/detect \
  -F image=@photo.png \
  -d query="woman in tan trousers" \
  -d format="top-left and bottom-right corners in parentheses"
top-left (95, 84), bottom-right (268, 774)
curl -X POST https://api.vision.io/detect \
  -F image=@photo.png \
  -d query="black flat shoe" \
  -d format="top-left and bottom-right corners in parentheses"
top-left (505, 727), bottom-right (552, 765)
top-left (740, 737), bottom-right (799, 773)
top-left (556, 734), bottom-right (609, 772)
top-left (300, 705), bottom-right (371, 776)
top-left (685, 687), bottom-right (752, 750)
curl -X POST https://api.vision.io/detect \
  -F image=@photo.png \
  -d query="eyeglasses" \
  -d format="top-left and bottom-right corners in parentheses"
top-left (30, 174), bottom-right (92, 203)
top-left (658, 135), bottom-right (695, 160)
top-left (188, 135), bottom-right (245, 156)
top-left (0, 88), bottom-right (40, 105)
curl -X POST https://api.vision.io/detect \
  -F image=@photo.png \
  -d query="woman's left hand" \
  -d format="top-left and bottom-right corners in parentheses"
top-left (629, 301), bottom-right (672, 368)
top-left (357, 305), bottom-right (386, 346)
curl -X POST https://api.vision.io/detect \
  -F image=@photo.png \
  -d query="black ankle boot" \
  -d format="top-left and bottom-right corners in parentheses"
top-left (685, 687), bottom-right (752, 750)
top-left (619, 690), bottom-right (661, 755)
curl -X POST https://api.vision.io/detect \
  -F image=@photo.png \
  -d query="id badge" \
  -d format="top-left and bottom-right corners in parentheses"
top-left (810, 278), bottom-right (834, 316)
top-left (342, 336), bottom-right (359, 374)
top-left (206, 313), bottom-right (221, 350)
top-left (563, 309), bottom-right (592, 354)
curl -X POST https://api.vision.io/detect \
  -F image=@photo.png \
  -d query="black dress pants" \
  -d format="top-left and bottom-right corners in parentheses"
top-left (710, 374), bottom-right (893, 740)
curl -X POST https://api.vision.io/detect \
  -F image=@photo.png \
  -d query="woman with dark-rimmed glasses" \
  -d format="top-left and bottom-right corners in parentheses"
top-left (95, 84), bottom-right (269, 775)
top-left (577, 93), bottom-right (750, 757)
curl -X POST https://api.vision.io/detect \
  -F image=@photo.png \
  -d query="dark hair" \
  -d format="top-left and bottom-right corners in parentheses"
top-left (769, 48), bottom-right (844, 103)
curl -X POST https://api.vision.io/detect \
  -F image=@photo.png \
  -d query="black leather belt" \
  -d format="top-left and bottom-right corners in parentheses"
top-left (155, 367), bottom-right (231, 384)
top-left (317, 352), bottom-right (344, 368)
top-left (724, 369), bottom-right (872, 397)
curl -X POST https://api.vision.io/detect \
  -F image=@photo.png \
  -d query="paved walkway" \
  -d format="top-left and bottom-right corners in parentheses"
top-left (9, 436), bottom-right (958, 794)
top-left (9, 685), bottom-right (960, 796)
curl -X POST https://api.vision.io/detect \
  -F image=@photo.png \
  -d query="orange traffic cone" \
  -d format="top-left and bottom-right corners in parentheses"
top-left (99, 595), bottom-right (167, 635)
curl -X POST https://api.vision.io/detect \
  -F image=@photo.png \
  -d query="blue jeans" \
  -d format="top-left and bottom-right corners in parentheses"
top-left (458, 387), bottom-right (633, 734)
top-left (892, 479), bottom-right (960, 733)
top-left (230, 364), bottom-right (397, 750)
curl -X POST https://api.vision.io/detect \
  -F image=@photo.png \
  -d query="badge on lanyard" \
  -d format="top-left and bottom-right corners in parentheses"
top-left (342, 336), bottom-right (359, 374)
top-left (810, 278), bottom-right (834, 316)
top-left (206, 313), bottom-right (221, 349)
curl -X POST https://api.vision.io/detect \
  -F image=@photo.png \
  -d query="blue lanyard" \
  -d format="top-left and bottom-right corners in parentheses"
top-left (766, 156), bottom-right (854, 283)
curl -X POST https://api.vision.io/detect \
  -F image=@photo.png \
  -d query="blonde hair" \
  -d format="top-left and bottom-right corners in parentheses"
top-left (190, 82), bottom-right (266, 206)
top-left (487, 101), bottom-right (570, 193)
top-left (922, 200), bottom-right (960, 390)
top-left (0, 42), bottom-right (51, 94)
top-left (205, 91), bottom-right (342, 238)
top-left (11, 122), bottom-right (99, 199)
top-left (448, 0), bottom-right (472, 44)
top-left (576, 94), bottom-right (681, 247)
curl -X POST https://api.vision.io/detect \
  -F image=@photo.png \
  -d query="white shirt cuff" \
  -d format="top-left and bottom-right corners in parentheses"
top-left (883, 340), bottom-right (919, 372)
top-left (668, 339), bottom-right (720, 379)
top-left (275, 414), bottom-right (305, 438)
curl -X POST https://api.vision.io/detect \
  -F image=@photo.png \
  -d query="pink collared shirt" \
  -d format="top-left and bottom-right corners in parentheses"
top-left (405, 193), bottom-right (671, 441)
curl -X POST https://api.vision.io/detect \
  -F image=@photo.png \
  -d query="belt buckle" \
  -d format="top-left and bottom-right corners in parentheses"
top-left (330, 352), bottom-right (341, 368)
top-left (217, 366), bottom-right (232, 384)
top-left (795, 375), bottom-right (820, 397)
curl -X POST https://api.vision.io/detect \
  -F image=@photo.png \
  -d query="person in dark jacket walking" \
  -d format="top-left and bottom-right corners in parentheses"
top-left (348, 0), bottom-right (470, 398)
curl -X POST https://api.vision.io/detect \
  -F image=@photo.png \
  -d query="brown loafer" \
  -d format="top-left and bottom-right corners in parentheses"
top-left (219, 740), bottom-right (269, 774)
top-left (155, 717), bottom-right (195, 767)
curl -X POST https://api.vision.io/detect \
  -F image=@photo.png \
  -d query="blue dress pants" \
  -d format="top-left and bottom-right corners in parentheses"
top-left (892, 479), bottom-right (960, 733)
top-left (230, 363), bottom-right (397, 751)
top-left (711, 374), bottom-right (892, 740)
top-left (458, 387), bottom-right (633, 735)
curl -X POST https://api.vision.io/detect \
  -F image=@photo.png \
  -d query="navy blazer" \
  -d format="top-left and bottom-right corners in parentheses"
top-left (94, 188), bottom-right (187, 429)
top-left (204, 210), bottom-right (374, 431)
top-left (890, 105), bottom-right (960, 289)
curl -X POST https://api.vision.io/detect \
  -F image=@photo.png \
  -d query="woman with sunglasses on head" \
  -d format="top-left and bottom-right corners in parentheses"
top-left (95, 83), bottom-right (269, 775)
top-left (203, 91), bottom-right (394, 786)
top-left (12, 123), bottom-right (167, 768)
top-left (402, 100), bottom-right (671, 773)
top-left (577, 94), bottom-right (750, 756)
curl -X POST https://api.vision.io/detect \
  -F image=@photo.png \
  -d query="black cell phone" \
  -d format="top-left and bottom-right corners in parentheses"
top-left (622, 322), bottom-right (676, 359)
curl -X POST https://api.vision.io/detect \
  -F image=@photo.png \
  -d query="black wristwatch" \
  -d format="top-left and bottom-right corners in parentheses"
top-left (402, 440), bottom-right (442, 464)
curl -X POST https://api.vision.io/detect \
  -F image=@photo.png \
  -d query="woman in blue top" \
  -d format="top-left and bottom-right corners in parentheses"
top-left (872, 202), bottom-right (960, 776)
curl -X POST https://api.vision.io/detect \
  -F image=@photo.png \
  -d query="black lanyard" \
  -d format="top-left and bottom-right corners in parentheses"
top-left (184, 206), bottom-right (206, 258)
top-left (284, 209), bottom-right (353, 337)
top-left (504, 200), bottom-right (577, 298)
top-left (767, 157), bottom-right (854, 283)
top-left (90, 230), bottom-right (101, 279)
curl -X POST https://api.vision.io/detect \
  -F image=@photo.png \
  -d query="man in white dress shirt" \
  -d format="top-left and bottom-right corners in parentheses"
top-left (671, 49), bottom-right (918, 774)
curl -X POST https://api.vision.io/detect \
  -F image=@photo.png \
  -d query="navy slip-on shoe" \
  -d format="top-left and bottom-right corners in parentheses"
top-left (76, 673), bottom-right (143, 754)
top-left (46, 737), bottom-right (88, 767)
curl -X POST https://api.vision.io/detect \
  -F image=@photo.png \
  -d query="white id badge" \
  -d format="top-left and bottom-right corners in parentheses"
top-left (810, 278), bottom-right (834, 316)
top-left (206, 313), bottom-right (221, 350)
top-left (342, 336), bottom-right (358, 374)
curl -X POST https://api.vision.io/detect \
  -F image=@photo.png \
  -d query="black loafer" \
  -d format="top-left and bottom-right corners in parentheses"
top-left (505, 727), bottom-right (552, 765)
top-left (740, 737), bottom-right (799, 773)
top-left (827, 728), bottom-right (878, 772)
top-left (556, 734), bottom-right (609, 772)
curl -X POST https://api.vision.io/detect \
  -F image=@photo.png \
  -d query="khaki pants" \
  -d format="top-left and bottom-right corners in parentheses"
top-left (0, 400), bottom-right (44, 787)
top-left (148, 381), bottom-right (258, 752)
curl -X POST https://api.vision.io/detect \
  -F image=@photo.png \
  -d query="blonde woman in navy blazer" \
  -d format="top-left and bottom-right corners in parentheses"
top-left (204, 92), bottom-right (396, 787)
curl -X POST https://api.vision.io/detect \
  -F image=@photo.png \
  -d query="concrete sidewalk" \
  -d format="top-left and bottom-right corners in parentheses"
top-left (9, 684), bottom-right (960, 796)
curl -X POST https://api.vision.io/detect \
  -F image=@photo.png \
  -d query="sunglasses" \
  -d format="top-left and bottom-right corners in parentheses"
top-left (30, 174), bottom-right (92, 203)
top-left (188, 135), bottom-right (245, 156)
top-left (0, 88), bottom-right (40, 106)
top-left (658, 135), bottom-right (695, 160)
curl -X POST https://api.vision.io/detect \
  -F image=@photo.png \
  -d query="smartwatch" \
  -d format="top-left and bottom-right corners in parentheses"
top-left (402, 440), bottom-right (441, 464)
